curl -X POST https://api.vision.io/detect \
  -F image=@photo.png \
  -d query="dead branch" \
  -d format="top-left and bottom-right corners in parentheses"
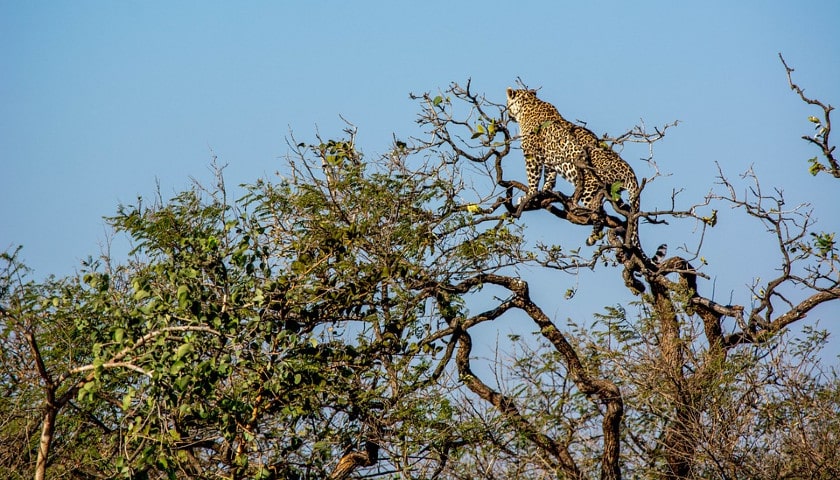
top-left (779, 53), bottom-right (838, 177)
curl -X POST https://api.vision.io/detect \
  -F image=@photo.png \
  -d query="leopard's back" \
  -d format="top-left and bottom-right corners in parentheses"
top-left (507, 86), bottom-right (651, 260)
top-left (585, 146), bottom-right (639, 209)
top-left (507, 88), bottom-right (639, 207)
top-left (506, 88), bottom-right (586, 190)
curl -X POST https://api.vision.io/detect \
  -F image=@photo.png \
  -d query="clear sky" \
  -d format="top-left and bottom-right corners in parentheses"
top-left (2, 2), bottom-right (839, 355)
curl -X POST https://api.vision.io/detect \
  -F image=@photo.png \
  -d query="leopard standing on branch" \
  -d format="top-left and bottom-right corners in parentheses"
top-left (506, 87), bottom-right (641, 246)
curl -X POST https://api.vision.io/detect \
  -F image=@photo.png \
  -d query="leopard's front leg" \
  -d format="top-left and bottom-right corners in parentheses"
top-left (517, 136), bottom-right (544, 208)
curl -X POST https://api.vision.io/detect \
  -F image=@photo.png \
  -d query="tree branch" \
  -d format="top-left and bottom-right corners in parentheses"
top-left (779, 53), bottom-right (838, 177)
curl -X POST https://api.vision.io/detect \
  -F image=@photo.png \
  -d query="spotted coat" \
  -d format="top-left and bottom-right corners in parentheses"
top-left (506, 88), bottom-right (639, 214)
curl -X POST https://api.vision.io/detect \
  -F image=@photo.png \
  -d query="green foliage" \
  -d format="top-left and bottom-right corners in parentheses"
top-left (0, 124), bottom-right (525, 477)
top-left (808, 156), bottom-right (825, 175)
top-left (609, 181), bottom-right (624, 202)
top-left (701, 209), bottom-right (718, 227)
top-left (2, 80), bottom-right (837, 480)
top-left (811, 231), bottom-right (836, 257)
top-left (471, 116), bottom-right (500, 140)
top-left (534, 119), bottom-right (555, 134)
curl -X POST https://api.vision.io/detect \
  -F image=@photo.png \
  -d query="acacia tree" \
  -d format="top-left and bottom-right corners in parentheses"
top-left (1, 126), bottom-right (529, 479)
top-left (1, 57), bottom-right (837, 480)
top-left (413, 60), bottom-right (838, 478)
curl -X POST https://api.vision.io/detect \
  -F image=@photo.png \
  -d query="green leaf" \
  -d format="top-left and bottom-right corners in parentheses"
top-left (122, 389), bottom-right (135, 410)
top-left (610, 181), bottom-right (624, 201)
top-left (701, 209), bottom-right (718, 227)
top-left (177, 285), bottom-right (189, 308)
top-left (432, 95), bottom-right (443, 106)
top-left (808, 157), bottom-right (824, 176)
top-left (170, 360), bottom-right (186, 375)
top-left (535, 120), bottom-right (554, 133)
top-left (175, 376), bottom-right (190, 391)
top-left (811, 232), bottom-right (836, 256)
top-left (175, 342), bottom-right (193, 359)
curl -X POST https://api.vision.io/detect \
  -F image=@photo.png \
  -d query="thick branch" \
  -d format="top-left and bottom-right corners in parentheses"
top-left (451, 274), bottom-right (623, 480)
top-left (725, 287), bottom-right (840, 347)
top-left (329, 441), bottom-right (379, 480)
top-left (24, 329), bottom-right (57, 480)
top-left (455, 328), bottom-right (581, 478)
top-left (25, 329), bottom-right (54, 394)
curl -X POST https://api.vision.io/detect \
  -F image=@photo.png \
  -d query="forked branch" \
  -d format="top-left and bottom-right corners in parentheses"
top-left (780, 53), bottom-right (838, 177)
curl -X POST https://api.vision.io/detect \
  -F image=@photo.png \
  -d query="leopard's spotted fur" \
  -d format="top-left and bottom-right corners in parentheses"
top-left (506, 87), bottom-right (640, 244)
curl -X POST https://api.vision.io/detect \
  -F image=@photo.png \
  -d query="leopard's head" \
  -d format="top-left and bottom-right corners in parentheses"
top-left (506, 87), bottom-right (538, 122)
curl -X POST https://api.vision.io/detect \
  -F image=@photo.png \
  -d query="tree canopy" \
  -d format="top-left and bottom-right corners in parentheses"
top-left (2, 59), bottom-right (839, 480)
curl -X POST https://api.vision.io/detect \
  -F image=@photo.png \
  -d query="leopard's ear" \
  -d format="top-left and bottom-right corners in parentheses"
top-left (506, 87), bottom-right (515, 97)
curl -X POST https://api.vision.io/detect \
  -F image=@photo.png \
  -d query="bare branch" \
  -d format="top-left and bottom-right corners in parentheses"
top-left (779, 53), bottom-right (838, 177)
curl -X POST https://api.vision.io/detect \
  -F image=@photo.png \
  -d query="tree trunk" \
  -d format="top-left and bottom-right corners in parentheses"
top-left (661, 406), bottom-right (694, 479)
top-left (34, 405), bottom-right (57, 480)
top-left (650, 284), bottom-right (697, 479)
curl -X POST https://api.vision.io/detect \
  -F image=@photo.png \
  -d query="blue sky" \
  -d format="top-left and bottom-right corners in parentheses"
top-left (2, 2), bottom-right (839, 355)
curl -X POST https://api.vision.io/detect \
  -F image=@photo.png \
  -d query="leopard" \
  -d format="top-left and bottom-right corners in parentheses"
top-left (506, 87), bottom-right (640, 246)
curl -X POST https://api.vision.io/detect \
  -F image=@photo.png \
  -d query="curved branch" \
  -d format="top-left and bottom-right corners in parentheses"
top-left (725, 287), bottom-right (840, 347)
top-left (780, 53), bottom-right (837, 177)
top-left (448, 274), bottom-right (623, 480)
top-left (329, 441), bottom-right (379, 480)
top-left (455, 327), bottom-right (580, 478)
